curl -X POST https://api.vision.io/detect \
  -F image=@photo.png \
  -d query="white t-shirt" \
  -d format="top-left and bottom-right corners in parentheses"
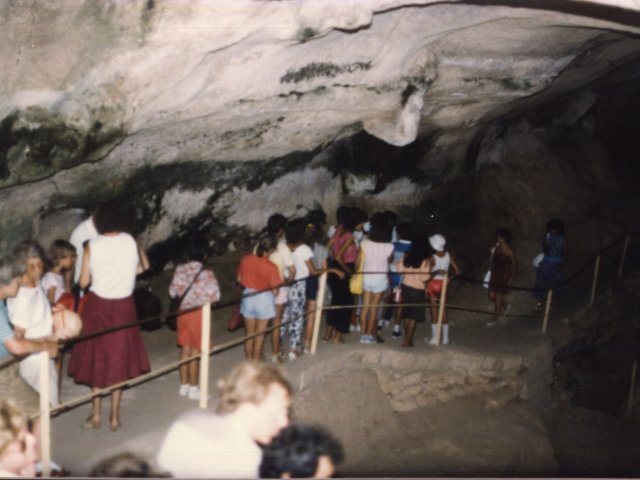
top-left (157, 410), bottom-right (262, 478)
top-left (291, 244), bottom-right (314, 280)
top-left (361, 239), bottom-right (394, 282)
top-left (89, 233), bottom-right (139, 299)
top-left (7, 285), bottom-right (53, 339)
top-left (269, 237), bottom-right (294, 279)
top-left (41, 271), bottom-right (65, 303)
top-left (69, 216), bottom-right (98, 283)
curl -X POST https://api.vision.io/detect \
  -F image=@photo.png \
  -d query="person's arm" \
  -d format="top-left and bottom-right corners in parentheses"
top-left (305, 259), bottom-right (345, 279)
top-left (136, 242), bottom-right (150, 274)
top-left (449, 255), bottom-right (461, 277)
top-left (335, 236), bottom-right (355, 274)
top-left (4, 336), bottom-right (59, 359)
top-left (46, 286), bottom-right (56, 305)
top-left (79, 244), bottom-right (91, 289)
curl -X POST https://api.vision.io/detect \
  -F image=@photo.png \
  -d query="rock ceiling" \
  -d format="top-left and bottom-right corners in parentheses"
top-left (1, 0), bottom-right (639, 254)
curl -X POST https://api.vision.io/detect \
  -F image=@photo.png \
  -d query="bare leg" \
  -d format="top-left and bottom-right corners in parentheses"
top-left (334, 330), bottom-right (344, 344)
top-left (187, 348), bottom-right (199, 386)
top-left (110, 388), bottom-right (122, 430)
top-left (366, 292), bottom-right (384, 336)
top-left (403, 319), bottom-right (417, 347)
top-left (323, 325), bottom-right (334, 342)
top-left (86, 389), bottom-right (101, 427)
top-left (271, 303), bottom-right (285, 356)
top-left (252, 319), bottom-right (270, 360)
top-left (488, 290), bottom-right (498, 323)
top-left (244, 318), bottom-right (257, 360)
top-left (179, 347), bottom-right (189, 385)
top-left (361, 290), bottom-right (373, 336)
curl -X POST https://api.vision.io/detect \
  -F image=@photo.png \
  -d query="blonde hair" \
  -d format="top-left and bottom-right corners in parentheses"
top-left (0, 400), bottom-right (27, 457)
top-left (215, 362), bottom-right (292, 415)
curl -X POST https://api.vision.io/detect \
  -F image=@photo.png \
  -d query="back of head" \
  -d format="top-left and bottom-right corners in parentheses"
top-left (284, 218), bottom-right (307, 245)
top-left (94, 200), bottom-right (131, 234)
top-left (335, 206), bottom-right (350, 225)
top-left (90, 452), bottom-right (169, 478)
top-left (267, 213), bottom-right (287, 236)
top-left (186, 235), bottom-right (209, 263)
top-left (306, 209), bottom-right (327, 228)
top-left (259, 424), bottom-right (344, 478)
top-left (545, 219), bottom-right (565, 236)
top-left (403, 236), bottom-right (432, 268)
top-left (495, 228), bottom-right (512, 245)
top-left (255, 234), bottom-right (277, 258)
top-left (216, 362), bottom-right (292, 415)
top-left (343, 207), bottom-right (367, 232)
top-left (368, 212), bottom-right (392, 243)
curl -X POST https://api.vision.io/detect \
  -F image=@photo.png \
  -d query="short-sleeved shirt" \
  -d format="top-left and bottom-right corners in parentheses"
top-left (170, 261), bottom-right (221, 310)
top-left (312, 242), bottom-right (329, 270)
top-left (268, 238), bottom-right (294, 278)
top-left (290, 244), bottom-right (314, 280)
top-left (237, 255), bottom-right (281, 291)
top-left (361, 239), bottom-right (394, 282)
top-left (41, 272), bottom-right (65, 303)
top-left (331, 230), bottom-right (358, 264)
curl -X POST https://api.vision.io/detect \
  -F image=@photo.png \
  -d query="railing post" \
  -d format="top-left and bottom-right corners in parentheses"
top-left (310, 272), bottom-right (327, 355)
top-left (38, 351), bottom-right (51, 478)
top-left (627, 360), bottom-right (638, 414)
top-left (435, 273), bottom-right (448, 346)
top-left (199, 303), bottom-right (211, 409)
top-left (589, 254), bottom-right (601, 305)
top-left (618, 235), bottom-right (630, 276)
top-left (542, 289), bottom-right (553, 335)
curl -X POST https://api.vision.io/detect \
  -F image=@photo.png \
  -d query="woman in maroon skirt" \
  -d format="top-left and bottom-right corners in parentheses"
top-left (68, 201), bottom-right (151, 431)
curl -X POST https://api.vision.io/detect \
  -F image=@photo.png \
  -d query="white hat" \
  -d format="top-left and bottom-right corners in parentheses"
top-left (429, 234), bottom-right (446, 252)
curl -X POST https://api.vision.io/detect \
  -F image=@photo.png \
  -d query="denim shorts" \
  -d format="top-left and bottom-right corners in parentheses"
top-left (240, 288), bottom-right (276, 320)
top-left (363, 274), bottom-right (389, 294)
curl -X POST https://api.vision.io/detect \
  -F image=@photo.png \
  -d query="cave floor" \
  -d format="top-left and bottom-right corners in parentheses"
top-left (48, 254), bottom-right (640, 477)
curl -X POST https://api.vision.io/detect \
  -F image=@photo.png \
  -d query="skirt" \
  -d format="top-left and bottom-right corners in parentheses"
top-left (68, 293), bottom-right (150, 389)
top-left (177, 308), bottom-right (203, 351)
top-left (401, 284), bottom-right (428, 322)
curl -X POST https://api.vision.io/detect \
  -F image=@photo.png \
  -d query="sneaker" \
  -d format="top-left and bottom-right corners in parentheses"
top-left (179, 384), bottom-right (190, 396)
top-left (382, 319), bottom-right (391, 329)
top-left (359, 335), bottom-right (375, 344)
top-left (442, 338), bottom-right (450, 345)
top-left (188, 386), bottom-right (201, 400)
top-left (426, 337), bottom-right (438, 346)
top-left (288, 351), bottom-right (298, 361)
top-left (391, 325), bottom-right (401, 337)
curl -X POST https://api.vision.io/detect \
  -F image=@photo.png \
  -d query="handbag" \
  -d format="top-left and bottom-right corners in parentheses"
top-left (349, 249), bottom-right (365, 295)
top-left (166, 265), bottom-right (204, 331)
top-left (227, 303), bottom-right (245, 332)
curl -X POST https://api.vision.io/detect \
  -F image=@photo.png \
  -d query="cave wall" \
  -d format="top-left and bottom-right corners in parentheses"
top-left (1, 1), bottom-right (640, 265)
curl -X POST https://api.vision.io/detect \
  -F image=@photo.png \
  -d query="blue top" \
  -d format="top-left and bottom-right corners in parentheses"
top-left (542, 233), bottom-right (565, 264)
top-left (390, 240), bottom-right (413, 288)
top-left (0, 301), bottom-right (15, 360)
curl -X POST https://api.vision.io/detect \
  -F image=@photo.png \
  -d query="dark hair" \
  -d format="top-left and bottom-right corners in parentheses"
top-left (306, 209), bottom-right (327, 228)
top-left (255, 235), bottom-right (277, 258)
top-left (403, 236), bottom-right (433, 269)
top-left (335, 206), bottom-right (350, 225)
top-left (184, 235), bottom-right (209, 263)
top-left (368, 211), bottom-right (392, 243)
top-left (90, 452), bottom-right (170, 478)
top-left (396, 222), bottom-right (412, 241)
top-left (382, 210), bottom-right (397, 227)
top-left (259, 424), bottom-right (344, 478)
top-left (546, 219), bottom-right (565, 235)
top-left (49, 239), bottom-right (77, 262)
top-left (495, 228), bottom-right (512, 245)
top-left (284, 218), bottom-right (307, 246)
top-left (267, 214), bottom-right (287, 236)
top-left (93, 200), bottom-right (131, 234)
top-left (343, 207), bottom-right (367, 233)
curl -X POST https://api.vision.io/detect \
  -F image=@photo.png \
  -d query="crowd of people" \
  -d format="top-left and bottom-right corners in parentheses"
top-left (0, 194), bottom-right (569, 477)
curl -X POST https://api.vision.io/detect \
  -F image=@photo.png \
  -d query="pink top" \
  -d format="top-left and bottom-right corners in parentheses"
top-left (361, 239), bottom-right (394, 281)
top-left (331, 230), bottom-right (358, 264)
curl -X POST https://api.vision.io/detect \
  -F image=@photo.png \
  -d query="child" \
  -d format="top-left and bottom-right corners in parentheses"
top-left (6, 241), bottom-right (61, 406)
top-left (42, 239), bottom-right (77, 311)
top-left (396, 238), bottom-right (432, 347)
top-left (283, 218), bottom-right (343, 360)
top-left (487, 228), bottom-right (517, 325)
top-left (169, 235), bottom-right (221, 400)
top-left (425, 234), bottom-right (460, 345)
top-left (304, 210), bottom-right (330, 353)
top-left (237, 235), bottom-right (282, 361)
top-left (389, 222), bottom-right (413, 338)
top-left (358, 212), bottom-right (394, 344)
top-left (266, 214), bottom-right (295, 363)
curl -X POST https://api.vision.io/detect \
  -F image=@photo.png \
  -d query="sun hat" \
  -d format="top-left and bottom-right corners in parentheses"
top-left (429, 234), bottom-right (446, 252)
